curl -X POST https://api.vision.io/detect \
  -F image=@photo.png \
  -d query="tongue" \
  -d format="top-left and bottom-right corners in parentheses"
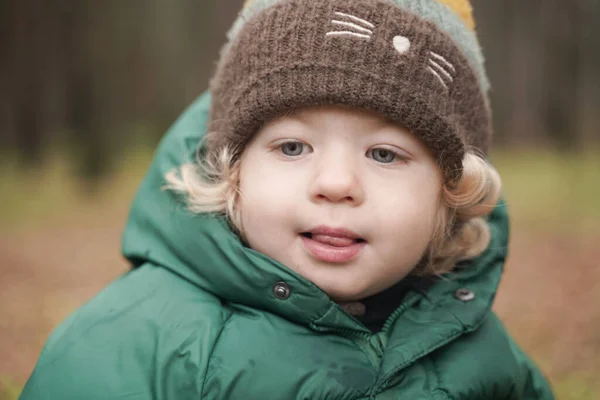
top-left (312, 234), bottom-right (356, 247)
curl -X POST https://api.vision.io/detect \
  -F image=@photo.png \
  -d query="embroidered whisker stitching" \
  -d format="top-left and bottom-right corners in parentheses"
top-left (430, 51), bottom-right (455, 72)
top-left (427, 66), bottom-right (448, 89)
top-left (326, 31), bottom-right (372, 39)
top-left (429, 59), bottom-right (454, 82)
top-left (331, 20), bottom-right (373, 34)
top-left (333, 11), bottom-right (375, 28)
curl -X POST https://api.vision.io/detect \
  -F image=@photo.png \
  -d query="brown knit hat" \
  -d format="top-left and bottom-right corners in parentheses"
top-left (208, 0), bottom-right (492, 182)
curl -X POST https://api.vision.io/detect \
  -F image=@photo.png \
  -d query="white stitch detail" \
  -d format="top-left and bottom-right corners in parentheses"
top-left (326, 31), bottom-right (372, 39)
top-left (334, 11), bottom-right (375, 28)
top-left (430, 51), bottom-right (455, 72)
top-left (429, 59), bottom-right (454, 82)
top-left (427, 66), bottom-right (448, 89)
top-left (331, 20), bottom-right (373, 34)
top-left (393, 35), bottom-right (411, 54)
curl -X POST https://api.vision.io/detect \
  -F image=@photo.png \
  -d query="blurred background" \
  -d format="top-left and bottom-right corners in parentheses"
top-left (0, 1), bottom-right (598, 399)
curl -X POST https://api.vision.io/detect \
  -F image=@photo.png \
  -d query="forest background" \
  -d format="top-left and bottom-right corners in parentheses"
top-left (1, 1), bottom-right (599, 399)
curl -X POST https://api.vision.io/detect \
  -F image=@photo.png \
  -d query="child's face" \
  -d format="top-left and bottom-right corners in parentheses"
top-left (239, 106), bottom-right (443, 301)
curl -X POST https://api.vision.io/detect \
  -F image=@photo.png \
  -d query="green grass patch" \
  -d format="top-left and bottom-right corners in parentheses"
top-left (492, 149), bottom-right (600, 233)
top-left (0, 377), bottom-right (21, 400)
top-left (552, 373), bottom-right (600, 400)
top-left (0, 144), bottom-right (155, 233)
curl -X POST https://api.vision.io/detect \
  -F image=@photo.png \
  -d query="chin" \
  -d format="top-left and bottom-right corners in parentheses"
top-left (319, 281), bottom-right (373, 302)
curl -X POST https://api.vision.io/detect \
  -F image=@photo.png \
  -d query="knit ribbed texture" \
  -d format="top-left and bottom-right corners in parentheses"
top-left (247, 0), bottom-right (476, 29)
top-left (229, 0), bottom-right (490, 91)
top-left (209, 0), bottom-right (491, 181)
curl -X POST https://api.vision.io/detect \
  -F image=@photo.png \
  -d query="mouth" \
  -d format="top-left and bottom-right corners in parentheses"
top-left (300, 226), bottom-right (366, 263)
top-left (300, 232), bottom-right (366, 245)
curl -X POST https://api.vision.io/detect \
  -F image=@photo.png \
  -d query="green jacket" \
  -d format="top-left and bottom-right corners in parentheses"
top-left (21, 92), bottom-right (554, 400)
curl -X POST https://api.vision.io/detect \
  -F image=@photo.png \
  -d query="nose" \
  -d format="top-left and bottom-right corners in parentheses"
top-left (309, 150), bottom-right (365, 206)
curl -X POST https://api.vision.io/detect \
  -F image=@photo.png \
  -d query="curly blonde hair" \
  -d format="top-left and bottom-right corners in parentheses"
top-left (165, 131), bottom-right (501, 276)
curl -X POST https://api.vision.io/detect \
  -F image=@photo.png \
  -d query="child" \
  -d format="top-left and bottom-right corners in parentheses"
top-left (21, 0), bottom-right (555, 399)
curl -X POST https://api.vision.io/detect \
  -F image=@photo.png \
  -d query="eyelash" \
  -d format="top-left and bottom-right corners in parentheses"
top-left (366, 147), bottom-right (408, 164)
top-left (278, 141), bottom-right (312, 157)
top-left (275, 140), bottom-right (409, 164)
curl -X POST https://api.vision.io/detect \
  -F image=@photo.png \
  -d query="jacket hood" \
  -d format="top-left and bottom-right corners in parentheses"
top-left (121, 92), bottom-right (510, 337)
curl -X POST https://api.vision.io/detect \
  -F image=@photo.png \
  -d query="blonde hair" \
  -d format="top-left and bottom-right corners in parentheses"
top-left (422, 151), bottom-right (502, 275)
top-left (165, 135), bottom-right (502, 276)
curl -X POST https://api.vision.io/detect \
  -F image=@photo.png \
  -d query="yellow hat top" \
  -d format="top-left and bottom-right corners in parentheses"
top-left (436, 0), bottom-right (475, 30)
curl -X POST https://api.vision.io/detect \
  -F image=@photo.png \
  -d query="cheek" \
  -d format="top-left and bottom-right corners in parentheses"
top-left (238, 158), bottom-right (305, 245)
top-left (373, 173), bottom-right (442, 246)
top-left (240, 164), bottom-right (302, 214)
top-left (240, 150), bottom-right (302, 195)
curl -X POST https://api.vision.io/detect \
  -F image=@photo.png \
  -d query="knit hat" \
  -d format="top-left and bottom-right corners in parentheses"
top-left (208, 0), bottom-right (491, 182)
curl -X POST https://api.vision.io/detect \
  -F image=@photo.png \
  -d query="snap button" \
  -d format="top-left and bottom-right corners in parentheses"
top-left (454, 288), bottom-right (475, 302)
top-left (273, 281), bottom-right (291, 300)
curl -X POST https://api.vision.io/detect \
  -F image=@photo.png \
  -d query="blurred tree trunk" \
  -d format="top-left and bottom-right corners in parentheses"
top-left (506, 0), bottom-right (540, 146)
top-left (579, 0), bottom-right (600, 143)
top-left (5, 0), bottom-right (51, 164)
top-left (0, 0), bottom-right (11, 150)
top-left (473, 0), bottom-right (595, 149)
top-left (540, 0), bottom-right (583, 149)
top-left (472, 0), bottom-right (512, 145)
top-left (61, 1), bottom-right (110, 181)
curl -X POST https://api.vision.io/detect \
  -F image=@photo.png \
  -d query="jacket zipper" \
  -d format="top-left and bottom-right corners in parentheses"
top-left (313, 292), bottom-right (424, 395)
top-left (381, 291), bottom-right (421, 333)
top-left (370, 292), bottom-right (422, 394)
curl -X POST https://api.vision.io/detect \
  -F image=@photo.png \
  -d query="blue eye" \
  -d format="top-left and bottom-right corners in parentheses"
top-left (280, 141), bottom-right (307, 156)
top-left (368, 148), bottom-right (398, 163)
